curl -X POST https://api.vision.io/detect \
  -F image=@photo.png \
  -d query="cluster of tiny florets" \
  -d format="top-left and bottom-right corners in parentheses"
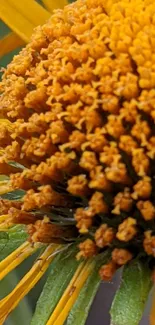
top-left (0, 0), bottom-right (155, 279)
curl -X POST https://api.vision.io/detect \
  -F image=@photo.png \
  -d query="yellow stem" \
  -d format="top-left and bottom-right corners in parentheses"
top-left (46, 259), bottom-right (95, 325)
top-left (0, 244), bottom-right (61, 324)
top-left (0, 33), bottom-right (25, 59)
top-left (0, 241), bottom-right (40, 280)
top-left (150, 285), bottom-right (155, 325)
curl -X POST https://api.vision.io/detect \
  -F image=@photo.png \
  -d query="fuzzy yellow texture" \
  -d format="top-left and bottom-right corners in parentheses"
top-left (0, 0), bottom-right (155, 277)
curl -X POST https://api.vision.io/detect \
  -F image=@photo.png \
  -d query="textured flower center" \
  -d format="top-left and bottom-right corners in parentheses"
top-left (0, 0), bottom-right (155, 279)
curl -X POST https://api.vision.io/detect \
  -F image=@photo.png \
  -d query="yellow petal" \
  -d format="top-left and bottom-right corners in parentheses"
top-left (0, 175), bottom-right (9, 181)
top-left (0, 241), bottom-right (40, 280)
top-left (0, 244), bottom-right (61, 323)
top-left (0, 119), bottom-right (13, 130)
top-left (0, 214), bottom-right (13, 230)
top-left (0, 174), bottom-right (13, 194)
top-left (42, 0), bottom-right (68, 13)
top-left (0, 178), bottom-right (12, 194)
top-left (46, 261), bottom-right (85, 324)
top-left (46, 259), bottom-right (95, 325)
top-left (0, 33), bottom-right (25, 59)
top-left (150, 286), bottom-right (155, 325)
top-left (0, 224), bottom-right (13, 230)
top-left (7, 0), bottom-right (51, 27)
top-left (0, 215), bottom-right (9, 224)
top-left (0, 150), bottom-right (5, 156)
top-left (0, 0), bottom-right (50, 43)
top-left (0, 0), bottom-right (34, 43)
top-left (0, 184), bottom-right (12, 195)
top-left (0, 180), bottom-right (10, 186)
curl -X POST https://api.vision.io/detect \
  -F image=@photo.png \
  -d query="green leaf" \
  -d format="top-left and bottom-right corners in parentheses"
top-left (0, 225), bottom-right (28, 260)
top-left (31, 245), bottom-right (80, 325)
top-left (0, 231), bottom-right (9, 240)
top-left (110, 261), bottom-right (152, 325)
top-left (0, 189), bottom-right (26, 201)
top-left (7, 161), bottom-right (27, 170)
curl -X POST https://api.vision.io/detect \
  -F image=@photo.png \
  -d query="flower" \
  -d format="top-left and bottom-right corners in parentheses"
top-left (0, 0), bottom-right (155, 324)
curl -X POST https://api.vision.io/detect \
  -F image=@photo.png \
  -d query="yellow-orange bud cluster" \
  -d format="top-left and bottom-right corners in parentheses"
top-left (0, 0), bottom-right (155, 279)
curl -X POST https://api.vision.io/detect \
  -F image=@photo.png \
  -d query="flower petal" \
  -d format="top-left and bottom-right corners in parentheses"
top-left (0, 215), bottom-right (9, 224)
top-left (46, 261), bottom-right (86, 324)
top-left (0, 0), bottom-right (50, 43)
top-left (0, 183), bottom-right (12, 195)
top-left (0, 213), bottom-right (13, 230)
top-left (0, 119), bottom-right (13, 130)
top-left (65, 258), bottom-right (103, 325)
top-left (0, 240), bottom-right (40, 280)
top-left (8, 0), bottom-right (51, 26)
top-left (0, 33), bottom-right (24, 59)
top-left (46, 259), bottom-right (95, 325)
top-left (0, 244), bottom-right (61, 323)
top-left (42, 0), bottom-right (68, 13)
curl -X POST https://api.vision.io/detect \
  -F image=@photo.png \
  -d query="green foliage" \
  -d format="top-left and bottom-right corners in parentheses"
top-left (0, 225), bottom-right (28, 260)
top-left (7, 161), bottom-right (27, 170)
top-left (1, 189), bottom-right (26, 201)
top-left (110, 261), bottom-right (152, 325)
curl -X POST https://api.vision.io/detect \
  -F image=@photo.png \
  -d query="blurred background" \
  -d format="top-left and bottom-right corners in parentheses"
top-left (0, 3), bottom-right (152, 325)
